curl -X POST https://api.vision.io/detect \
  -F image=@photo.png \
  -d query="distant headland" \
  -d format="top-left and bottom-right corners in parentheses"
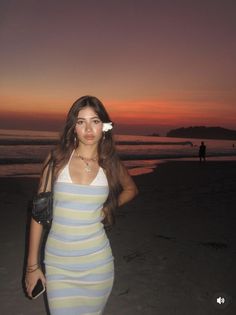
top-left (166, 126), bottom-right (236, 140)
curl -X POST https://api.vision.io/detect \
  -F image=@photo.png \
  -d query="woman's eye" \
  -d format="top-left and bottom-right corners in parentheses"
top-left (93, 119), bottom-right (101, 124)
top-left (77, 120), bottom-right (84, 125)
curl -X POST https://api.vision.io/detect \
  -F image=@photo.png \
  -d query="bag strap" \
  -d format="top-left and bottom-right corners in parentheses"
top-left (42, 151), bottom-right (54, 193)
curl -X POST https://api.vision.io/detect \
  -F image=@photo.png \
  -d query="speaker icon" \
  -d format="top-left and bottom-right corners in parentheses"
top-left (213, 292), bottom-right (230, 309)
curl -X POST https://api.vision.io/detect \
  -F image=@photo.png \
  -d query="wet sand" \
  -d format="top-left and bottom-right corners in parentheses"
top-left (0, 160), bottom-right (236, 314)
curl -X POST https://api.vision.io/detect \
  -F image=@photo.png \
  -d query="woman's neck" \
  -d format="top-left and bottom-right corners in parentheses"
top-left (75, 144), bottom-right (98, 159)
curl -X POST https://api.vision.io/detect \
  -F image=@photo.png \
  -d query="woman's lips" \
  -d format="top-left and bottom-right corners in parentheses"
top-left (84, 135), bottom-right (95, 140)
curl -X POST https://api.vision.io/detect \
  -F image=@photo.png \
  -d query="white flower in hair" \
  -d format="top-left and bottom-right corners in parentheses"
top-left (102, 122), bottom-right (113, 132)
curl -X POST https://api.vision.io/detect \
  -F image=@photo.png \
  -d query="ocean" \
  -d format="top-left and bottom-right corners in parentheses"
top-left (1, 129), bottom-right (236, 177)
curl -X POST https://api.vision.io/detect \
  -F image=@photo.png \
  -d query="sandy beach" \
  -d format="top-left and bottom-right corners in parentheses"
top-left (0, 160), bottom-right (235, 315)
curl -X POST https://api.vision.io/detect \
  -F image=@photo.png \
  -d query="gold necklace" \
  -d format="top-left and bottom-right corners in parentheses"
top-left (76, 152), bottom-right (97, 173)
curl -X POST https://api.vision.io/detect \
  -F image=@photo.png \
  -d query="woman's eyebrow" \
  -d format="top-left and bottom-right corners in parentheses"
top-left (77, 116), bottom-right (99, 120)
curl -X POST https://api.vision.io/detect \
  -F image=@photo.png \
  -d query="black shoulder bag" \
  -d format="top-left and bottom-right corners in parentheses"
top-left (32, 158), bottom-right (54, 227)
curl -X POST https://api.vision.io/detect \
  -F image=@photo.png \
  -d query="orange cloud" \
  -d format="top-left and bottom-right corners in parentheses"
top-left (1, 95), bottom-right (236, 132)
top-left (105, 98), bottom-right (236, 129)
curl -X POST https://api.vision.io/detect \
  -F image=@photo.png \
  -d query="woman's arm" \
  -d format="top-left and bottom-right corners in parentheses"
top-left (25, 154), bottom-right (52, 296)
top-left (118, 162), bottom-right (138, 207)
top-left (25, 219), bottom-right (46, 298)
top-left (27, 219), bottom-right (43, 266)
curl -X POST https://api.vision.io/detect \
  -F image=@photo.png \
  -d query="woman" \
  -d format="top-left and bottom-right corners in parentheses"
top-left (25, 96), bottom-right (138, 314)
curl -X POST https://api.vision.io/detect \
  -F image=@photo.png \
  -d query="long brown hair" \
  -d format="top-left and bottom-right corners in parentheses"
top-left (49, 96), bottom-right (121, 224)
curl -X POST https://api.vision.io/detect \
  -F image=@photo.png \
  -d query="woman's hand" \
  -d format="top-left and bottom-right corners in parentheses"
top-left (25, 267), bottom-right (46, 298)
top-left (101, 207), bottom-right (113, 230)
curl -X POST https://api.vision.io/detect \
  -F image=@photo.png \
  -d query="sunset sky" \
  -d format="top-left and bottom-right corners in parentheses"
top-left (0, 0), bottom-right (236, 135)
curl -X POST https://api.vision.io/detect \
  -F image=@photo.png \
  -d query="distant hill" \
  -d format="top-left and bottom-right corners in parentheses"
top-left (167, 126), bottom-right (236, 140)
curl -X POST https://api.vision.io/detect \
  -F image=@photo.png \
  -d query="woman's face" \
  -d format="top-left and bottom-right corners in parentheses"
top-left (75, 106), bottom-right (103, 146)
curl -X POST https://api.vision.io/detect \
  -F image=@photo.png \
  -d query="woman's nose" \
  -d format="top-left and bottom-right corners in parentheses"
top-left (85, 123), bottom-right (92, 131)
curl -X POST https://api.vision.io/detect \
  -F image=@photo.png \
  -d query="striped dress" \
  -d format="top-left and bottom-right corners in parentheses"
top-left (44, 165), bottom-right (114, 315)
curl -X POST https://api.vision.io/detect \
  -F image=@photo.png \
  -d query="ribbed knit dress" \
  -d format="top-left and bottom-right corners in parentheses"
top-left (44, 157), bottom-right (114, 315)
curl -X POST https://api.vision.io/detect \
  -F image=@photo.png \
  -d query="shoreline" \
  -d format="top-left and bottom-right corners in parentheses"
top-left (1, 154), bottom-right (236, 178)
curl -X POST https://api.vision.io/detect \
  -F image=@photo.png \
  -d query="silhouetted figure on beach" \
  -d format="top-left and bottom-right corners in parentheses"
top-left (199, 141), bottom-right (206, 162)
